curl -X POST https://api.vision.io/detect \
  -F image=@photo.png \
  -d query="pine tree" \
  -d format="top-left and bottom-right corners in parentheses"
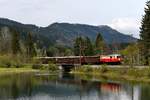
top-left (74, 36), bottom-right (82, 56)
top-left (84, 37), bottom-right (94, 56)
top-left (140, 1), bottom-right (150, 65)
top-left (11, 29), bottom-right (21, 55)
top-left (26, 32), bottom-right (36, 57)
top-left (95, 33), bottom-right (105, 55)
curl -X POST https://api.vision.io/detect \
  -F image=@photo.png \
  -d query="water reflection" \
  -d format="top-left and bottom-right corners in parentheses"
top-left (0, 73), bottom-right (149, 100)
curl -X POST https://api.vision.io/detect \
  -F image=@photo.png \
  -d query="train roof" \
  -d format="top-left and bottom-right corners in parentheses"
top-left (108, 54), bottom-right (121, 56)
top-left (37, 56), bottom-right (100, 59)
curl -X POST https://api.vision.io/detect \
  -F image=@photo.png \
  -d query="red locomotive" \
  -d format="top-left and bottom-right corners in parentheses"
top-left (100, 54), bottom-right (122, 64)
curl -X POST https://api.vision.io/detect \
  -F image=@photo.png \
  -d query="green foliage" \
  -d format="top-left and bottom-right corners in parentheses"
top-left (82, 65), bottom-right (93, 73)
top-left (95, 33), bottom-right (103, 47)
top-left (145, 67), bottom-right (150, 77)
top-left (140, 1), bottom-right (150, 65)
top-left (32, 62), bottom-right (59, 72)
top-left (48, 62), bottom-right (59, 72)
top-left (119, 68), bottom-right (127, 75)
top-left (11, 29), bottom-right (21, 55)
top-left (0, 55), bottom-right (24, 68)
top-left (95, 33), bottom-right (105, 55)
top-left (46, 46), bottom-right (59, 56)
top-left (46, 45), bottom-right (73, 56)
top-left (73, 65), bottom-right (108, 74)
top-left (73, 36), bottom-right (84, 56)
top-left (84, 37), bottom-right (94, 56)
top-left (73, 36), bottom-right (94, 56)
top-left (32, 64), bottom-right (44, 69)
top-left (127, 68), bottom-right (141, 78)
top-left (26, 32), bottom-right (37, 57)
top-left (121, 43), bottom-right (141, 66)
top-left (100, 64), bottom-right (108, 73)
top-left (74, 65), bottom-right (93, 73)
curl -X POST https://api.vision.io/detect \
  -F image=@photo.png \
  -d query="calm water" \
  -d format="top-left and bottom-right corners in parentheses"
top-left (0, 72), bottom-right (150, 100)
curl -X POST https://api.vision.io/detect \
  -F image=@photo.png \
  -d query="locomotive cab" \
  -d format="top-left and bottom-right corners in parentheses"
top-left (100, 54), bottom-right (122, 65)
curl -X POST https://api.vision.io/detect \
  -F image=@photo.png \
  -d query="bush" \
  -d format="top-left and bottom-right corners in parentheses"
top-left (81, 65), bottom-right (93, 73)
top-left (0, 55), bottom-right (26, 68)
top-left (127, 68), bottom-right (143, 78)
top-left (100, 64), bottom-right (108, 73)
top-left (48, 62), bottom-right (59, 72)
top-left (119, 68), bottom-right (127, 75)
top-left (0, 56), bottom-right (12, 68)
top-left (145, 67), bottom-right (150, 77)
top-left (32, 64), bottom-right (44, 69)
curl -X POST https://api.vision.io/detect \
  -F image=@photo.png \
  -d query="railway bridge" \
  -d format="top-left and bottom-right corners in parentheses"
top-left (37, 54), bottom-right (122, 71)
top-left (37, 56), bottom-right (100, 71)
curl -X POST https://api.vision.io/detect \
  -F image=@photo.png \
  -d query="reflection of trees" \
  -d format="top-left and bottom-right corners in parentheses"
top-left (0, 74), bottom-right (36, 99)
top-left (0, 73), bottom-right (149, 100)
top-left (141, 85), bottom-right (150, 100)
top-left (12, 77), bottom-right (19, 99)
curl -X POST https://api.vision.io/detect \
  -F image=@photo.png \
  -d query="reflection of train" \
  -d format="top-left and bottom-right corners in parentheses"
top-left (101, 83), bottom-right (121, 93)
top-left (39, 54), bottom-right (123, 65)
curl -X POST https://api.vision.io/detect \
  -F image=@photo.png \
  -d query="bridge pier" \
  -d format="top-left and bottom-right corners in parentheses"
top-left (61, 65), bottom-right (75, 72)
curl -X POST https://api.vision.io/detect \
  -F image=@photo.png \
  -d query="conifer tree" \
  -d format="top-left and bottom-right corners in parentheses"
top-left (73, 36), bottom-right (84, 56)
top-left (26, 32), bottom-right (36, 57)
top-left (140, 1), bottom-right (150, 65)
top-left (84, 37), bottom-right (94, 56)
top-left (11, 29), bottom-right (21, 55)
top-left (95, 33), bottom-right (105, 54)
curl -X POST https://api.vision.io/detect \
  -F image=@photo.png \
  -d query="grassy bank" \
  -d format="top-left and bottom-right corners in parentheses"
top-left (0, 68), bottom-right (39, 75)
top-left (0, 55), bottom-right (60, 75)
top-left (0, 64), bottom-right (60, 75)
top-left (71, 65), bottom-right (150, 83)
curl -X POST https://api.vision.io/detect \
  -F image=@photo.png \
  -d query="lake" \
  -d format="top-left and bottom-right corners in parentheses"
top-left (0, 72), bottom-right (150, 100)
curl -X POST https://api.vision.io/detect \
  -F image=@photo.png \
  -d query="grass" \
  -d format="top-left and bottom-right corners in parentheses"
top-left (71, 65), bottom-right (150, 83)
top-left (0, 67), bottom-right (39, 75)
top-left (0, 55), bottom-right (59, 75)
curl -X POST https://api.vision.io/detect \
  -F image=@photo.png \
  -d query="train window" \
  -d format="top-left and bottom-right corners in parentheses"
top-left (117, 56), bottom-right (120, 58)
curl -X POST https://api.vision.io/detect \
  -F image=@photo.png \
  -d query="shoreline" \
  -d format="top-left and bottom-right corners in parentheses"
top-left (0, 68), bottom-right (39, 75)
top-left (71, 66), bottom-right (150, 83)
top-left (71, 72), bottom-right (150, 83)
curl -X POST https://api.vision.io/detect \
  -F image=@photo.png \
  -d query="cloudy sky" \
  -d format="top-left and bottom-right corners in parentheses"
top-left (0, 0), bottom-right (147, 38)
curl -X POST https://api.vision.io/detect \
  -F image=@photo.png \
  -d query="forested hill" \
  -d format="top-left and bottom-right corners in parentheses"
top-left (0, 18), bottom-right (137, 47)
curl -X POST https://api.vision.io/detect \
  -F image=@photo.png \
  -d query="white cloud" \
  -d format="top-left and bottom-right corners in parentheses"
top-left (108, 18), bottom-right (141, 38)
top-left (0, 0), bottom-right (145, 36)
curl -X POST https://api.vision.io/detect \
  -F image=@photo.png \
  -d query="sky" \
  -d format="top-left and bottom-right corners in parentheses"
top-left (0, 0), bottom-right (148, 38)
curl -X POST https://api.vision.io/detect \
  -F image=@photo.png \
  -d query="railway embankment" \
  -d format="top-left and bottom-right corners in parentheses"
top-left (71, 65), bottom-right (150, 83)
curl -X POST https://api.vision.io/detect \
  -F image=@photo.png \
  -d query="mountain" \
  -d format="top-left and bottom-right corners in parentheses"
top-left (0, 18), bottom-right (137, 48)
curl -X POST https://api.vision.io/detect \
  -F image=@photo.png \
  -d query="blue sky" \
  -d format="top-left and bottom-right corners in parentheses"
top-left (0, 0), bottom-right (147, 38)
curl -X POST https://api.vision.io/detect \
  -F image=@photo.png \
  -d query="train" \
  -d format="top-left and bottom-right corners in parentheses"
top-left (38, 54), bottom-right (123, 65)
top-left (81, 54), bottom-right (122, 65)
top-left (100, 54), bottom-right (122, 65)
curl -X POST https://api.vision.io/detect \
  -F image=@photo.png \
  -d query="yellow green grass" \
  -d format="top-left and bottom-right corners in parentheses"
top-left (71, 65), bottom-right (150, 83)
top-left (0, 68), bottom-right (39, 75)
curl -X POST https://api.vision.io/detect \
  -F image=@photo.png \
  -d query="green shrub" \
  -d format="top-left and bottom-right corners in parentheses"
top-left (145, 67), bottom-right (150, 77)
top-left (0, 55), bottom-right (26, 68)
top-left (1, 61), bottom-right (11, 68)
top-left (100, 64), bottom-right (108, 73)
top-left (81, 65), bottom-right (93, 73)
top-left (32, 64), bottom-right (44, 69)
top-left (119, 68), bottom-right (128, 75)
top-left (0, 56), bottom-right (11, 68)
top-left (48, 62), bottom-right (59, 72)
top-left (127, 68), bottom-right (143, 78)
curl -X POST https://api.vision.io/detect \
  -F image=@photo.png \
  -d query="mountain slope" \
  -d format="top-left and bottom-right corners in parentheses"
top-left (0, 18), bottom-right (137, 47)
